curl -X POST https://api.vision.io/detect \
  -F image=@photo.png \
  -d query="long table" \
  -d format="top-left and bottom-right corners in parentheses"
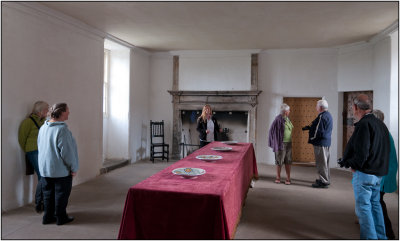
top-left (118, 141), bottom-right (258, 239)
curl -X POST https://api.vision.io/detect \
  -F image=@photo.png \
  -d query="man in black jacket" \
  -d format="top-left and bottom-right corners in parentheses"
top-left (339, 94), bottom-right (390, 239)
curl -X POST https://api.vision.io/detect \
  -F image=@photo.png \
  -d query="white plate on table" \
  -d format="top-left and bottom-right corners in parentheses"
top-left (172, 167), bottom-right (206, 179)
top-left (196, 155), bottom-right (223, 161)
top-left (211, 146), bottom-right (232, 152)
top-left (221, 141), bottom-right (238, 145)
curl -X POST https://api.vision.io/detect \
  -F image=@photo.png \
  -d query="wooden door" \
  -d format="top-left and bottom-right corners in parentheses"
top-left (283, 97), bottom-right (321, 164)
top-left (342, 91), bottom-right (373, 154)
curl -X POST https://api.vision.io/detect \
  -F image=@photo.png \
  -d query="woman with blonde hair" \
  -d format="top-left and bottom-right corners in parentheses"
top-left (196, 104), bottom-right (222, 148)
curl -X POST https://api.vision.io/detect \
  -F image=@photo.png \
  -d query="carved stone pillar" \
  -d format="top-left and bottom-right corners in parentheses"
top-left (251, 54), bottom-right (258, 91)
top-left (171, 95), bottom-right (182, 159)
top-left (173, 56), bottom-right (179, 91)
top-left (171, 56), bottom-right (181, 159)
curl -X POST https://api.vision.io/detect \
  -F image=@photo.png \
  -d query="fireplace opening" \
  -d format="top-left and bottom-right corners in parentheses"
top-left (181, 110), bottom-right (248, 154)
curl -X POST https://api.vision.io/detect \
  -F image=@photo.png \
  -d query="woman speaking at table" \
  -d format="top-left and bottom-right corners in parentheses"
top-left (196, 104), bottom-right (222, 148)
top-left (38, 103), bottom-right (79, 225)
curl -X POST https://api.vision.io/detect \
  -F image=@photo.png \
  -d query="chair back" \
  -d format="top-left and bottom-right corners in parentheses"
top-left (150, 120), bottom-right (165, 144)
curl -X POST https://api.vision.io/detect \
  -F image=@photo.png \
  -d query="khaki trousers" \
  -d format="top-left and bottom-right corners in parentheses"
top-left (313, 146), bottom-right (330, 184)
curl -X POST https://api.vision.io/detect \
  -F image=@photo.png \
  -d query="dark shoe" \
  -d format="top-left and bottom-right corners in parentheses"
top-left (312, 181), bottom-right (329, 188)
top-left (35, 203), bottom-right (44, 213)
top-left (315, 179), bottom-right (330, 186)
top-left (57, 216), bottom-right (74, 225)
top-left (42, 216), bottom-right (57, 225)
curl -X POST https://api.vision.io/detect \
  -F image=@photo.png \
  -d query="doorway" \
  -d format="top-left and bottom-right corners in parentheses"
top-left (342, 91), bottom-right (373, 154)
top-left (283, 97), bottom-right (321, 165)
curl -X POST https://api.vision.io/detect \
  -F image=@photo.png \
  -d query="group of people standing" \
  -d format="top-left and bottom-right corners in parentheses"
top-left (18, 99), bottom-right (397, 238)
top-left (268, 95), bottom-right (397, 240)
top-left (268, 99), bottom-right (332, 187)
top-left (18, 101), bottom-right (79, 225)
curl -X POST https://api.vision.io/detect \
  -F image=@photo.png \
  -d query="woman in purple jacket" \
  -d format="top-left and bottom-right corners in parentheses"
top-left (268, 103), bottom-right (294, 185)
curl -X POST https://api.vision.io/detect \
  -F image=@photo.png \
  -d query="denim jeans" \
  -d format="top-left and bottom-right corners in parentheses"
top-left (352, 171), bottom-right (387, 239)
top-left (26, 150), bottom-right (43, 205)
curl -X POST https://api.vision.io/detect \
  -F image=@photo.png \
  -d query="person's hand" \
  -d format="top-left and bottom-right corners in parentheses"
top-left (206, 130), bottom-right (210, 134)
top-left (71, 172), bottom-right (77, 177)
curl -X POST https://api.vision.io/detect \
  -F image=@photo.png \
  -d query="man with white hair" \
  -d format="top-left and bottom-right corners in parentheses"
top-left (303, 99), bottom-right (333, 188)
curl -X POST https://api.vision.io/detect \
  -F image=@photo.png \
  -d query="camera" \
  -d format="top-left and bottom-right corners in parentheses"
top-left (302, 126), bottom-right (310, 131)
top-left (337, 158), bottom-right (350, 168)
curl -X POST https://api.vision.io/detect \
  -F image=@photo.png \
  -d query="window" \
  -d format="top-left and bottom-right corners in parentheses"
top-left (103, 49), bottom-right (110, 117)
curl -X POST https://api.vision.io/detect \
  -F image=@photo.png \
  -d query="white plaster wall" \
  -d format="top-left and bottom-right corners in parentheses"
top-left (177, 50), bottom-right (252, 90)
top-left (389, 31), bottom-right (399, 153)
top-left (337, 38), bottom-right (397, 149)
top-left (2, 3), bottom-right (103, 211)
top-left (129, 49), bottom-right (151, 162)
top-left (148, 53), bottom-right (174, 156)
top-left (372, 38), bottom-right (391, 128)
top-left (257, 49), bottom-right (339, 166)
top-left (337, 44), bottom-right (373, 92)
top-left (104, 40), bottom-right (130, 160)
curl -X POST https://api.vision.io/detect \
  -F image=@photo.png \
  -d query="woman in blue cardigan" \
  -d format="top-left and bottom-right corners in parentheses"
top-left (38, 103), bottom-right (79, 225)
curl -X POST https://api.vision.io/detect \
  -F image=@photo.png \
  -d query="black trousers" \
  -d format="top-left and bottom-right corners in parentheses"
top-left (380, 192), bottom-right (395, 239)
top-left (41, 176), bottom-right (72, 222)
top-left (200, 140), bottom-right (210, 148)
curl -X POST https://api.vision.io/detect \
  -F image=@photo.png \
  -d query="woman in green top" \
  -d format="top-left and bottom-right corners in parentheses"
top-left (268, 103), bottom-right (294, 185)
top-left (18, 101), bottom-right (49, 213)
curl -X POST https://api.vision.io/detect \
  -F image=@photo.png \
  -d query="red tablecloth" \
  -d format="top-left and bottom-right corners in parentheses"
top-left (118, 141), bottom-right (258, 239)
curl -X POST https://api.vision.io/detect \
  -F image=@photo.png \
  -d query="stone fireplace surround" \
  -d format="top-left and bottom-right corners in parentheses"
top-left (168, 54), bottom-right (261, 159)
top-left (168, 90), bottom-right (261, 158)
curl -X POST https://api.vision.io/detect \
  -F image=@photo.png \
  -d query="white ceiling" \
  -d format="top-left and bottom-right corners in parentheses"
top-left (41, 2), bottom-right (398, 52)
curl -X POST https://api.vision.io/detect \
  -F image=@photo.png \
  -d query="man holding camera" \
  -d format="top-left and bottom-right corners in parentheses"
top-left (303, 99), bottom-right (333, 188)
top-left (338, 94), bottom-right (389, 239)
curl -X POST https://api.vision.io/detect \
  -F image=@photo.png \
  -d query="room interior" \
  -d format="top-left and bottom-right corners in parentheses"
top-left (2, 1), bottom-right (398, 239)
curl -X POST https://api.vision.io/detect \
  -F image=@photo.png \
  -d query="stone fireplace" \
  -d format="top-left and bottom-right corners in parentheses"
top-left (168, 53), bottom-right (261, 159)
top-left (168, 90), bottom-right (261, 158)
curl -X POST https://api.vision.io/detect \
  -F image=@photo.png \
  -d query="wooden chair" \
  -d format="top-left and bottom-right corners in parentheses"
top-left (150, 120), bottom-right (169, 162)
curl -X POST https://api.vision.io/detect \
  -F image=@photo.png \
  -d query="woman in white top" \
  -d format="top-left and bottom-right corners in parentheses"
top-left (196, 104), bottom-right (222, 148)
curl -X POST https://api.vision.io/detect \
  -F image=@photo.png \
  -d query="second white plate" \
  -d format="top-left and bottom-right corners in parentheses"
top-left (211, 147), bottom-right (232, 152)
top-left (222, 141), bottom-right (238, 145)
top-left (196, 155), bottom-right (223, 161)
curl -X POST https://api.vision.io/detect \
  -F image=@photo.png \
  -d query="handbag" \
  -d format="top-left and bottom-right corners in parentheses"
top-left (25, 154), bottom-right (34, 175)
